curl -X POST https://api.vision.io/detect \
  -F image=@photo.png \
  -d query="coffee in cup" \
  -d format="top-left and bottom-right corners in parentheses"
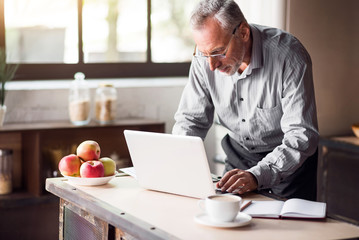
top-left (198, 194), bottom-right (242, 223)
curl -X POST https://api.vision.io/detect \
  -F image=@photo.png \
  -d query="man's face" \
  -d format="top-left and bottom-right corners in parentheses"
top-left (193, 18), bottom-right (246, 76)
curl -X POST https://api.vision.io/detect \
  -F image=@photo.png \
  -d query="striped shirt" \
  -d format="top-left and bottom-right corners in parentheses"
top-left (172, 24), bottom-right (319, 189)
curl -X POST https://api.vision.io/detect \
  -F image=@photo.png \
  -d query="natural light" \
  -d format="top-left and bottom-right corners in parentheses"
top-left (4, 0), bottom-right (285, 64)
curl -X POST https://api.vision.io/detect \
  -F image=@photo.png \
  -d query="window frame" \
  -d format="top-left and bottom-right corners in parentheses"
top-left (0, 0), bottom-right (191, 80)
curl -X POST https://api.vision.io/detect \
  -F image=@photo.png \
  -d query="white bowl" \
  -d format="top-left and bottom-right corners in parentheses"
top-left (64, 174), bottom-right (115, 186)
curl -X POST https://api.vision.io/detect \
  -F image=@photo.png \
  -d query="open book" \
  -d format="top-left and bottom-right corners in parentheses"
top-left (242, 198), bottom-right (326, 219)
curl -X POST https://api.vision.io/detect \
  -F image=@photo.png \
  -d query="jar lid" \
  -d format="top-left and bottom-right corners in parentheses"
top-left (98, 82), bottom-right (114, 88)
top-left (0, 149), bottom-right (13, 156)
top-left (74, 72), bottom-right (85, 80)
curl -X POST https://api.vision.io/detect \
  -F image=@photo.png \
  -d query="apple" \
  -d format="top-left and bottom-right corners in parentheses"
top-left (76, 140), bottom-right (101, 161)
top-left (99, 157), bottom-right (116, 176)
top-left (58, 154), bottom-right (81, 177)
top-left (80, 160), bottom-right (105, 178)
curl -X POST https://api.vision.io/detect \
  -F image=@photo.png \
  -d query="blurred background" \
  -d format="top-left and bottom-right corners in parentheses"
top-left (0, 0), bottom-right (359, 239)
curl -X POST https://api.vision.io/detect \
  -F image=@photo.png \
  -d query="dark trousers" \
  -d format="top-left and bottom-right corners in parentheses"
top-left (221, 134), bottom-right (318, 201)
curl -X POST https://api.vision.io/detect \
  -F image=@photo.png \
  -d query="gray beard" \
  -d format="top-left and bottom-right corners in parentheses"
top-left (216, 62), bottom-right (241, 76)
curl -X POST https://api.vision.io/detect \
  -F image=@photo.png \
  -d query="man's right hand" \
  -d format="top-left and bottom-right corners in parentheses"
top-left (216, 168), bottom-right (258, 194)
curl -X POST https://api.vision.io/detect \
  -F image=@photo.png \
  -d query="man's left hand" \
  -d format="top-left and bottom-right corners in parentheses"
top-left (216, 169), bottom-right (258, 194)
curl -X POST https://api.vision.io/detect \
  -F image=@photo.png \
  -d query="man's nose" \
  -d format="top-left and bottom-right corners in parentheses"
top-left (208, 57), bottom-right (221, 71)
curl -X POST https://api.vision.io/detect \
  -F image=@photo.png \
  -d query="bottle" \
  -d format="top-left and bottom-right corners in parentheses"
top-left (95, 82), bottom-right (117, 124)
top-left (68, 72), bottom-right (91, 126)
top-left (0, 149), bottom-right (13, 195)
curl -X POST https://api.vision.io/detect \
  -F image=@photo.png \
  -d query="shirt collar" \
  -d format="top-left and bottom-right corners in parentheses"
top-left (249, 24), bottom-right (263, 70)
top-left (233, 24), bottom-right (263, 80)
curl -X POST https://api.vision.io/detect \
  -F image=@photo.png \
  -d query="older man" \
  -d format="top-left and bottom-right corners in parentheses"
top-left (172, 0), bottom-right (319, 200)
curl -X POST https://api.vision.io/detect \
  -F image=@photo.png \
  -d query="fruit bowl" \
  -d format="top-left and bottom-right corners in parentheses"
top-left (63, 174), bottom-right (116, 186)
top-left (352, 123), bottom-right (359, 138)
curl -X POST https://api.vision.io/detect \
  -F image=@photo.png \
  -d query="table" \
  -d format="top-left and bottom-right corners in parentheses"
top-left (46, 176), bottom-right (359, 240)
top-left (0, 119), bottom-right (164, 239)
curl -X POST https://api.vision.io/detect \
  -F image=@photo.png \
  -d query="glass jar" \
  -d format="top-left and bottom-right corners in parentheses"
top-left (95, 83), bottom-right (117, 124)
top-left (0, 149), bottom-right (13, 195)
top-left (68, 72), bottom-right (91, 126)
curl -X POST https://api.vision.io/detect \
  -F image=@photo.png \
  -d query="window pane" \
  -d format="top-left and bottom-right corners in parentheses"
top-left (235, 0), bottom-right (286, 30)
top-left (151, 0), bottom-right (197, 63)
top-left (4, 0), bottom-right (78, 63)
top-left (83, 0), bottom-right (147, 63)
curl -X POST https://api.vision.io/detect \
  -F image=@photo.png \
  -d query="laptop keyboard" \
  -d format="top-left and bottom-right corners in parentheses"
top-left (211, 173), bottom-right (222, 182)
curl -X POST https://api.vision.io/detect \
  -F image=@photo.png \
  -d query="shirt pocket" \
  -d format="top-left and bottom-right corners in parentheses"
top-left (253, 104), bottom-right (283, 134)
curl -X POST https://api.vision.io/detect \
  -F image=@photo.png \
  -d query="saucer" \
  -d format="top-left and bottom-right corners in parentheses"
top-left (194, 212), bottom-right (252, 228)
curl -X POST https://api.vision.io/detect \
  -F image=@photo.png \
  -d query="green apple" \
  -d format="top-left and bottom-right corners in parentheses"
top-left (99, 157), bottom-right (116, 176)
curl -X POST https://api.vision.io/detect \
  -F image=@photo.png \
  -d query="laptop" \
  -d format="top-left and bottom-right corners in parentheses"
top-left (123, 130), bottom-right (217, 199)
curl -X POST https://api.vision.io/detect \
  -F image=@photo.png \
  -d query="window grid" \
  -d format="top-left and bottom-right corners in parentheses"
top-left (0, 0), bottom-right (190, 80)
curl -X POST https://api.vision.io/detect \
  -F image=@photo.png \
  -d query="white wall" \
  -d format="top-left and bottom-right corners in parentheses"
top-left (4, 78), bottom-right (187, 134)
top-left (4, 78), bottom-right (226, 173)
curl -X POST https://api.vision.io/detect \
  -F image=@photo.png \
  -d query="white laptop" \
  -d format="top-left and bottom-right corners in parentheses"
top-left (123, 130), bottom-right (216, 199)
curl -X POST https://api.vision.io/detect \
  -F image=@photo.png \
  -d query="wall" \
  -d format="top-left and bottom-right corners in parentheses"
top-left (4, 78), bottom-right (225, 173)
top-left (5, 78), bottom-right (187, 134)
top-left (287, 0), bottom-right (359, 137)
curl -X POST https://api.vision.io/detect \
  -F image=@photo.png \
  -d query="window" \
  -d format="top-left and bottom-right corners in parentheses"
top-left (0, 0), bottom-right (197, 80)
top-left (235, 0), bottom-right (286, 30)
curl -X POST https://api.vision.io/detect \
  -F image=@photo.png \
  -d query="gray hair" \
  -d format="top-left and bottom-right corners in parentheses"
top-left (190, 0), bottom-right (246, 32)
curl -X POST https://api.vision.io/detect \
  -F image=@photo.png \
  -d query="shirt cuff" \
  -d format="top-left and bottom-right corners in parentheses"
top-left (247, 163), bottom-right (274, 190)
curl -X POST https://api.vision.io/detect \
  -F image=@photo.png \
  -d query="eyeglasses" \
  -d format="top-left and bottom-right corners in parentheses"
top-left (193, 22), bottom-right (242, 60)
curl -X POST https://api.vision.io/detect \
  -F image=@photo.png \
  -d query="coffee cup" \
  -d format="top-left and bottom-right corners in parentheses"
top-left (198, 194), bottom-right (242, 223)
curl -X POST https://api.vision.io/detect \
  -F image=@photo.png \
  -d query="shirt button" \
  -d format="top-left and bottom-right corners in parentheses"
top-left (242, 119), bottom-right (245, 122)
top-left (245, 137), bottom-right (250, 140)
top-left (239, 97), bottom-right (244, 101)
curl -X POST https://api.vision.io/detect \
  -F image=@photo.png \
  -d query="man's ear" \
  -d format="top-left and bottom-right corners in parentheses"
top-left (239, 22), bottom-right (251, 42)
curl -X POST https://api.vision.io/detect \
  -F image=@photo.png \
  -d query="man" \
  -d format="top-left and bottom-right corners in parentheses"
top-left (172, 0), bottom-right (319, 200)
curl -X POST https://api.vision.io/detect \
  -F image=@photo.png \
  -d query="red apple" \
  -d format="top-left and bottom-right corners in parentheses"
top-left (76, 140), bottom-right (101, 161)
top-left (99, 157), bottom-right (116, 176)
top-left (58, 154), bottom-right (81, 177)
top-left (80, 160), bottom-right (105, 178)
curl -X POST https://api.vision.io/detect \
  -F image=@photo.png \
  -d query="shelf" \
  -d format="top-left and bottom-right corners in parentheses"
top-left (318, 136), bottom-right (359, 225)
top-left (0, 118), bottom-right (164, 132)
top-left (0, 190), bottom-right (58, 209)
top-left (320, 136), bottom-right (359, 152)
top-left (0, 118), bottom-right (165, 198)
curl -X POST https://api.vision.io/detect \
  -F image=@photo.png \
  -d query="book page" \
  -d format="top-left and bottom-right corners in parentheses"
top-left (280, 198), bottom-right (326, 218)
top-left (242, 200), bottom-right (284, 218)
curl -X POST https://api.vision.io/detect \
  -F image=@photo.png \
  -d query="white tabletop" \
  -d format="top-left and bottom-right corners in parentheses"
top-left (46, 176), bottom-right (359, 240)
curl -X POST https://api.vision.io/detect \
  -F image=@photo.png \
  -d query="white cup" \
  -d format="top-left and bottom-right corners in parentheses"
top-left (198, 194), bottom-right (242, 223)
